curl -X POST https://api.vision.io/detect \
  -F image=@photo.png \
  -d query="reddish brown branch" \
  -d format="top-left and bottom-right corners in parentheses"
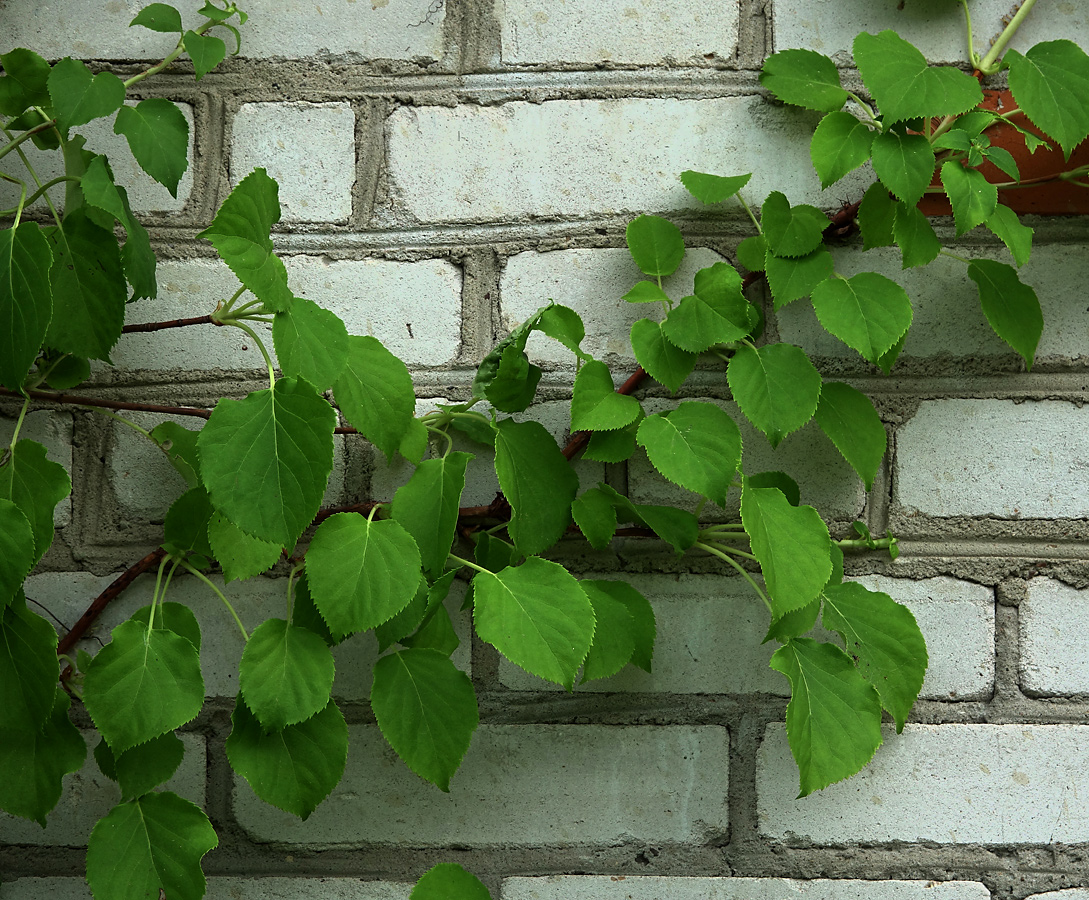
top-left (122, 315), bottom-right (219, 334)
top-left (0, 386), bottom-right (211, 419)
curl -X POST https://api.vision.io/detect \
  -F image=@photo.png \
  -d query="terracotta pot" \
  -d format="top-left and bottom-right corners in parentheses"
top-left (917, 89), bottom-right (1089, 216)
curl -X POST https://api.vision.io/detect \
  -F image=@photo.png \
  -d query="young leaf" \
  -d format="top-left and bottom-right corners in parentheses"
top-left (810, 272), bottom-right (913, 365)
top-left (571, 488), bottom-right (618, 551)
top-left (47, 58), bottom-right (125, 131)
top-left (871, 126), bottom-right (936, 207)
top-left (570, 359), bottom-right (642, 432)
top-left (83, 619), bottom-right (204, 754)
top-left (86, 792), bottom-right (217, 900)
top-left (968, 258), bottom-right (1043, 369)
top-left (334, 335), bottom-right (416, 463)
top-left (0, 49), bottom-right (50, 117)
top-left (1007, 41), bottom-right (1089, 157)
top-left (536, 303), bottom-right (588, 359)
top-left (127, 602), bottom-right (202, 653)
top-left (150, 421), bottom-right (201, 486)
top-left (624, 281), bottom-right (672, 304)
top-left (472, 304), bottom-right (549, 401)
top-left (239, 619), bottom-right (335, 730)
top-left (579, 581), bottom-right (636, 682)
top-left (0, 440), bottom-right (71, 566)
top-left (736, 234), bottom-right (767, 272)
top-left (741, 483), bottom-right (831, 618)
top-left (392, 452), bottom-right (472, 577)
top-left (207, 512), bottom-right (282, 583)
top-left (853, 30), bottom-right (982, 123)
top-left (130, 3), bottom-right (184, 32)
top-left (941, 161), bottom-right (998, 236)
top-left (626, 215), bottom-right (685, 277)
top-left (593, 579), bottom-right (655, 672)
top-left (810, 111), bottom-right (875, 189)
top-left (892, 202), bottom-right (941, 269)
top-left (197, 378), bottom-right (336, 546)
top-left (305, 513), bottom-right (422, 635)
top-left (814, 382), bottom-right (886, 491)
top-left (412, 864), bottom-right (492, 900)
top-left (95, 732), bottom-right (185, 801)
top-left (114, 99), bottom-right (190, 197)
top-left (727, 343), bottom-right (822, 448)
top-left (0, 598), bottom-right (58, 731)
top-left (630, 318), bottom-right (697, 393)
top-left (985, 204), bottom-right (1033, 267)
top-left (858, 182), bottom-right (896, 250)
top-left (662, 261), bottom-right (753, 352)
top-left (636, 402), bottom-right (742, 507)
top-left (197, 168), bottom-right (293, 312)
top-left (484, 342), bottom-right (543, 413)
top-left (472, 557), bottom-right (595, 689)
top-left (372, 647), bottom-right (479, 791)
top-left (764, 247), bottom-right (835, 308)
top-left (822, 581), bottom-right (928, 731)
top-left (680, 170), bottom-right (752, 204)
top-left (983, 145), bottom-right (1020, 182)
top-left (770, 638), bottom-right (883, 797)
top-left (273, 298), bottom-right (349, 391)
top-left (0, 223), bottom-right (53, 391)
top-left (183, 30), bottom-right (226, 79)
top-left (761, 191), bottom-right (828, 258)
top-left (759, 48), bottom-right (847, 112)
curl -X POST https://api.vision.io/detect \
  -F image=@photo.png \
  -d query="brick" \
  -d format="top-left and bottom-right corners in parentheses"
top-left (234, 725), bottom-right (728, 846)
top-left (1021, 578), bottom-right (1089, 696)
top-left (758, 723), bottom-right (1089, 843)
top-left (26, 572), bottom-right (471, 701)
top-left (231, 104), bottom-right (356, 225)
top-left (0, 410), bottom-right (73, 529)
top-left (500, 248), bottom-right (725, 367)
top-left (497, 0), bottom-right (739, 65)
top-left (500, 574), bottom-right (993, 701)
top-left (1027, 893), bottom-right (1089, 900)
top-left (502, 876), bottom-right (991, 900)
top-left (894, 399), bottom-right (1089, 518)
top-left (0, 877), bottom-right (413, 900)
top-left (774, 245), bottom-right (1089, 363)
top-left (387, 99), bottom-right (873, 224)
top-left (0, 102), bottom-right (195, 214)
top-left (772, 0), bottom-right (1089, 65)
top-left (0, 733), bottom-right (204, 846)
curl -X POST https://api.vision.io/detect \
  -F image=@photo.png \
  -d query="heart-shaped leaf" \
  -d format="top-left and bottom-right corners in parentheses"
top-left (47, 57), bottom-right (125, 131)
top-left (571, 359), bottom-right (642, 432)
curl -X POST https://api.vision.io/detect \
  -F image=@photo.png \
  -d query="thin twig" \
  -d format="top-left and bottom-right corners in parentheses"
top-left (0, 386), bottom-right (212, 419)
top-left (122, 315), bottom-right (219, 334)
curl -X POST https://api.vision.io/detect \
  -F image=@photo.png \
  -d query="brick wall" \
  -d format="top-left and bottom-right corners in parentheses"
top-left (3, 1), bottom-right (1089, 898)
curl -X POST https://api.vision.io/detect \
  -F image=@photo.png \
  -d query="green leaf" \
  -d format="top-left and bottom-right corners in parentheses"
top-left (940, 161), bottom-right (997, 236)
top-left (877, 331), bottom-right (906, 375)
top-left (43, 354), bottom-right (90, 391)
top-left (626, 215), bottom-right (685, 277)
top-left (570, 359), bottom-right (642, 432)
top-left (400, 417), bottom-right (430, 463)
top-left (485, 342), bottom-right (543, 413)
top-left (375, 576), bottom-right (429, 652)
top-left (1007, 42), bottom-right (1089, 156)
top-left (765, 247), bottom-right (834, 308)
top-left (0, 598), bottom-right (58, 731)
top-left (810, 272), bottom-right (913, 365)
top-left (401, 586), bottom-right (460, 656)
top-left (150, 421), bottom-right (201, 487)
top-left (871, 126), bottom-right (936, 207)
top-left (636, 402), bottom-right (742, 507)
top-left (118, 186), bottom-right (157, 300)
top-left (630, 318), bottom-right (697, 393)
top-left (893, 202), bottom-right (941, 268)
top-left (472, 557), bottom-right (595, 689)
top-left (595, 580), bottom-right (655, 672)
top-left (579, 581), bottom-right (636, 682)
top-left (814, 382), bottom-right (886, 491)
top-left (130, 3), bottom-right (184, 32)
top-left (680, 170), bottom-right (752, 204)
top-left (81, 155), bottom-right (128, 223)
top-left (662, 262), bottom-right (753, 352)
top-left (858, 181), bottom-right (896, 250)
top-left (494, 419), bottom-right (580, 557)
top-left (474, 532), bottom-right (519, 573)
top-left (727, 343), bottom-right (822, 448)
top-left (95, 732), bottom-right (185, 801)
top-left (968, 258), bottom-right (1043, 369)
top-left (584, 423), bottom-right (639, 463)
top-left (770, 638), bottom-right (883, 797)
top-left (810, 111), bottom-right (875, 189)
top-left (536, 303), bottom-right (588, 359)
top-left (83, 619), bottom-right (203, 753)
top-left (594, 483), bottom-right (698, 554)
top-left (333, 335), bottom-right (416, 463)
top-left (762, 191), bottom-right (828, 258)
top-left (47, 58), bottom-right (125, 132)
top-left (822, 581), bottom-right (928, 731)
top-left (239, 619), bottom-right (335, 730)
top-left (198, 1), bottom-right (237, 22)
top-left (0, 49), bottom-right (50, 118)
top-left (759, 48), bottom-right (847, 112)
top-left (392, 452), bottom-right (472, 577)
top-left (443, 408), bottom-right (496, 448)
top-left (184, 30), bottom-right (226, 79)
top-left (624, 281), bottom-right (672, 304)
top-left (372, 647), bottom-right (478, 791)
top-left (571, 488), bottom-right (618, 551)
top-left (207, 512), bottom-right (282, 583)
top-left (0, 440), bottom-right (70, 567)
top-left (764, 598), bottom-right (821, 644)
top-left (291, 575), bottom-right (348, 647)
top-left (272, 298), bottom-right (349, 391)
top-left (736, 234), bottom-right (767, 272)
top-left (226, 694), bottom-right (347, 819)
top-left (197, 168), bottom-right (293, 311)
top-left (412, 864), bottom-right (492, 900)
top-left (114, 99), bottom-right (190, 198)
top-left (472, 304), bottom-right (549, 401)
top-left (0, 501), bottom-right (34, 607)
top-left (0, 223), bottom-right (52, 391)
top-left (853, 30), bottom-right (982, 123)
top-left (983, 145), bottom-right (1020, 181)
top-left (162, 487), bottom-right (214, 559)
top-left (127, 602), bottom-right (202, 653)
top-left (86, 792), bottom-right (217, 900)
top-left (306, 513), bottom-right (422, 635)
top-left (986, 203), bottom-right (1033, 267)
top-left (45, 210), bottom-right (126, 361)
top-left (746, 470), bottom-right (800, 506)
top-left (741, 483), bottom-right (831, 617)
top-left (0, 691), bottom-right (84, 826)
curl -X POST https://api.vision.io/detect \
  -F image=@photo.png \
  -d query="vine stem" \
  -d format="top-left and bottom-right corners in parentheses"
top-left (0, 386), bottom-right (212, 420)
top-left (226, 320), bottom-right (275, 389)
top-left (8, 398), bottom-right (29, 452)
top-left (447, 553), bottom-right (490, 576)
top-left (0, 175), bottom-right (79, 218)
top-left (697, 541), bottom-right (772, 612)
top-left (122, 315), bottom-right (219, 334)
top-left (124, 17), bottom-right (218, 88)
top-left (180, 561), bottom-right (250, 642)
top-left (978, 0), bottom-right (1038, 74)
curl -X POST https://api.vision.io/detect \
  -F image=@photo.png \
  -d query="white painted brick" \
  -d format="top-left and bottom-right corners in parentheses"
top-left (235, 724), bottom-right (728, 846)
top-left (0, 732), bottom-right (204, 846)
top-left (500, 248), bottom-right (724, 367)
top-left (773, 0), bottom-right (1089, 65)
top-left (387, 99), bottom-right (872, 224)
top-left (0, 410), bottom-right (73, 529)
top-left (500, 574), bottom-right (992, 701)
top-left (1021, 578), bottom-right (1089, 697)
top-left (0, 0), bottom-right (444, 62)
top-left (759, 723), bottom-right (1089, 843)
top-left (775, 245), bottom-right (1089, 362)
top-left (497, 0), bottom-right (739, 65)
top-left (0, 877), bottom-right (413, 900)
top-left (231, 104), bottom-right (356, 225)
top-left (895, 400), bottom-right (1089, 519)
top-left (502, 876), bottom-right (991, 900)
top-left (1027, 892), bottom-right (1089, 900)
top-left (26, 572), bottom-right (470, 701)
top-left (0, 102), bottom-right (195, 214)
